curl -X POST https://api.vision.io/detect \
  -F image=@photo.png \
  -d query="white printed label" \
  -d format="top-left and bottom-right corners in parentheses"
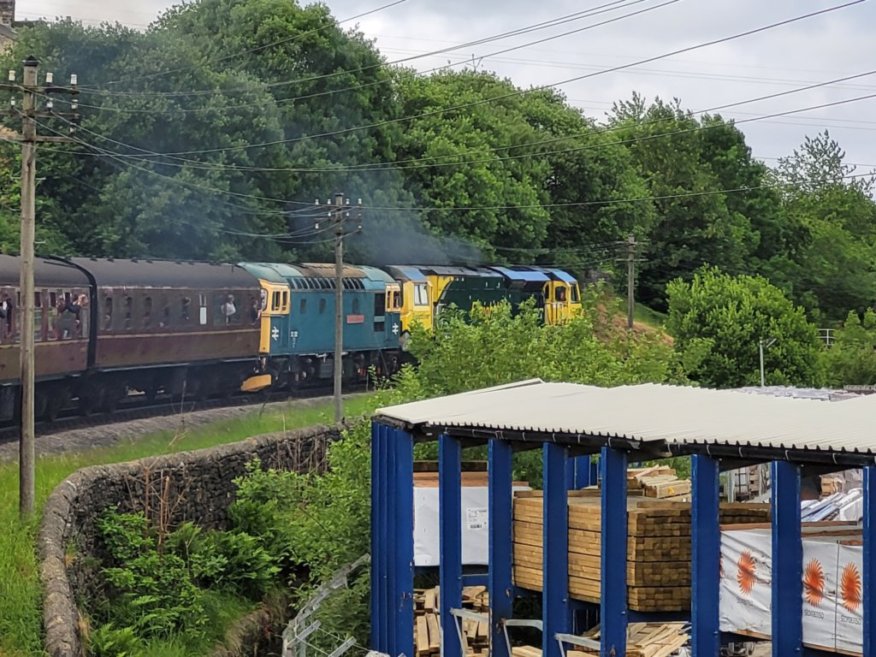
top-left (466, 508), bottom-right (487, 531)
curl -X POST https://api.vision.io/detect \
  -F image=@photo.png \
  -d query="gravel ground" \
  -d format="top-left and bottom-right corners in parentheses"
top-left (0, 396), bottom-right (338, 462)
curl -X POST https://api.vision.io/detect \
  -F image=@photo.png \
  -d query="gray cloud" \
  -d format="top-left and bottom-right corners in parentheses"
top-left (17, 0), bottom-right (876, 167)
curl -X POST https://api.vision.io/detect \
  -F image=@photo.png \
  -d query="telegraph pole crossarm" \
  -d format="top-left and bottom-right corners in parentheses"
top-left (4, 56), bottom-right (79, 518)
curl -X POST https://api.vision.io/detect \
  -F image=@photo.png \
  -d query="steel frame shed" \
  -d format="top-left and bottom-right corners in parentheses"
top-left (370, 380), bottom-right (876, 657)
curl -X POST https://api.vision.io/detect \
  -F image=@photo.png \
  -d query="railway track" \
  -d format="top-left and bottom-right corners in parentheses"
top-left (0, 384), bottom-right (360, 444)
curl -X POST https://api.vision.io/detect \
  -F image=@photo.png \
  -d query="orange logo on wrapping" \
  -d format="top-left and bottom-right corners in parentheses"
top-left (840, 562), bottom-right (862, 612)
top-left (737, 551), bottom-right (757, 596)
top-left (803, 559), bottom-right (825, 607)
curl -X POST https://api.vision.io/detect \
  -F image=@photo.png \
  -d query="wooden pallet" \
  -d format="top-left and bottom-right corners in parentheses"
top-left (512, 493), bottom-right (769, 612)
top-left (413, 586), bottom-right (490, 657)
top-left (511, 622), bottom-right (689, 657)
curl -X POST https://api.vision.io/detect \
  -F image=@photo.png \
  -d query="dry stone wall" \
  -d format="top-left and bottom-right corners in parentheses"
top-left (38, 425), bottom-right (336, 657)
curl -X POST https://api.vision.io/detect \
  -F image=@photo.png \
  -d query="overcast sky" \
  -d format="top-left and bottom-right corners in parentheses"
top-left (15, 0), bottom-right (876, 171)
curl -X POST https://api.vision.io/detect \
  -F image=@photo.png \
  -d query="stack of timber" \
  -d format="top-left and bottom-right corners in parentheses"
top-left (513, 489), bottom-right (769, 612)
top-left (510, 622), bottom-right (689, 657)
top-left (414, 586), bottom-right (490, 657)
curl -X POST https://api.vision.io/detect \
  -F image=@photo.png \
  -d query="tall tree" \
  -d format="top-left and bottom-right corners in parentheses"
top-left (771, 130), bottom-right (876, 319)
top-left (609, 96), bottom-right (759, 308)
top-left (666, 267), bottom-right (823, 388)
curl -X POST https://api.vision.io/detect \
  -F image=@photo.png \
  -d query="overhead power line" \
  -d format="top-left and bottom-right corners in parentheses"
top-left (140, 1), bottom-right (868, 158)
top-left (81, 0), bottom-right (660, 97)
top-left (98, 0), bottom-right (412, 88)
top-left (41, 67), bottom-right (876, 180)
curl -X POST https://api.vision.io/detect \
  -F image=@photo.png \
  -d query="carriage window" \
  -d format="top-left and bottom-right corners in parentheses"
top-left (48, 292), bottom-right (59, 340)
top-left (143, 297), bottom-right (152, 328)
top-left (103, 296), bottom-right (113, 331)
top-left (199, 294), bottom-right (208, 326)
top-left (124, 297), bottom-right (133, 330)
top-left (0, 292), bottom-right (13, 342)
top-left (299, 298), bottom-right (307, 314)
top-left (319, 298), bottom-right (326, 314)
top-left (161, 300), bottom-right (171, 328)
top-left (215, 294), bottom-right (240, 326)
top-left (414, 283), bottom-right (429, 306)
top-left (181, 297), bottom-right (192, 323)
top-left (33, 292), bottom-right (42, 342)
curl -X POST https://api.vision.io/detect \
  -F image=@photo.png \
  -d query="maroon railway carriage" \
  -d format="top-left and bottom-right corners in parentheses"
top-left (0, 256), bottom-right (262, 422)
top-left (0, 255), bottom-right (91, 420)
top-left (69, 257), bottom-right (261, 412)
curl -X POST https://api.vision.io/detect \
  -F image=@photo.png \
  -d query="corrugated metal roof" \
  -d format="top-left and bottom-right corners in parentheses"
top-left (374, 381), bottom-right (876, 462)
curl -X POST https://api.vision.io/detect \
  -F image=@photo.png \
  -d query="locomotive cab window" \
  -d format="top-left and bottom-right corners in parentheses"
top-left (414, 283), bottom-right (429, 306)
top-left (272, 291), bottom-right (281, 312)
top-left (571, 285), bottom-right (580, 303)
top-left (374, 293), bottom-right (385, 332)
top-left (555, 286), bottom-right (567, 302)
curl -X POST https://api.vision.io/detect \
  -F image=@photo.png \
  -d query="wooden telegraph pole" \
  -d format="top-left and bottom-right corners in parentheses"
top-left (4, 56), bottom-right (79, 516)
top-left (316, 194), bottom-right (362, 425)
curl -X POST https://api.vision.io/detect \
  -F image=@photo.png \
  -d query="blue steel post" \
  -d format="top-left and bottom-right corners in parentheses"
top-left (770, 460), bottom-right (802, 657)
top-left (864, 466), bottom-right (876, 656)
top-left (600, 446), bottom-right (628, 657)
top-left (370, 422), bottom-right (385, 653)
top-left (386, 427), bottom-right (398, 654)
top-left (439, 434), bottom-right (463, 657)
top-left (691, 454), bottom-right (720, 657)
top-left (572, 455), bottom-right (593, 489)
top-left (393, 427), bottom-right (415, 657)
top-left (489, 440), bottom-right (514, 657)
top-left (543, 442), bottom-right (571, 657)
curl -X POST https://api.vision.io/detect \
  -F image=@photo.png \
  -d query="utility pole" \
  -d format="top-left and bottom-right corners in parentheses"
top-left (759, 337), bottom-right (777, 387)
top-left (316, 194), bottom-right (362, 425)
top-left (616, 235), bottom-right (644, 331)
top-left (3, 57), bottom-right (79, 517)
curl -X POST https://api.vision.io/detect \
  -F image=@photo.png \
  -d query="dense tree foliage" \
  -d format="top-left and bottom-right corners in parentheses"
top-left (666, 268), bottom-right (823, 388)
top-left (823, 309), bottom-right (876, 387)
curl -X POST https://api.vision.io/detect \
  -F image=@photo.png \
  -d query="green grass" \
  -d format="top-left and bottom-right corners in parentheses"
top-left (633, 302), bottom-right (668, 328)
top-left (0, 394), bottom-right (377, 657)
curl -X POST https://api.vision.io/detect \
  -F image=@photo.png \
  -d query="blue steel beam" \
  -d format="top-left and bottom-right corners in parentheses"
top-left (691, 455), bottom-right (720, 657)
top-left (864, 466), bottom-right (876, 657)
top-left (543, 443), bottom-right (571, 657)
top-left (386, 427), bottom-right (398, 654)
top-left (600, 446), bottom-right (628, 657)
top-left (440, 434), bottom-right (463, 657)
top-left (489, 439), bottom-right (514, 657)
top-left (369, 422), bottom-right (385, 653)
top-left (572, 456), bottom-right (593, 489)
top-left (393, 427), bottom-right (415, 657)
top-left (771, 460), bottom-right (802, 657)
